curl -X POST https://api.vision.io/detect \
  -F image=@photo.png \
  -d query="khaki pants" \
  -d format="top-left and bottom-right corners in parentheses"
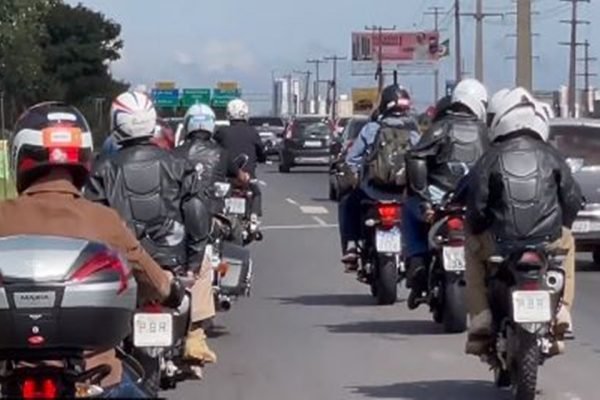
top-left (189, 255), bottom-right (216, 323)
top-left (465, 228), bottom-right (575, 319)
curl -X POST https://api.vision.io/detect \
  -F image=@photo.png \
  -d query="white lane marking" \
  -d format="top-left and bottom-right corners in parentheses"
top-left (312, 216), bottom-right (328, 226)
top-left (262, 224), bottom-right (338, 231)
top-left (286, 198), bottom-right (299, 206)
top-left (300, 205), bottom-right (329, 215)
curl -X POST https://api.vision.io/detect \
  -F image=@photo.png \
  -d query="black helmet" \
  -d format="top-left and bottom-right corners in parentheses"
top-left (378, 84), bottom-right (412, 115)
top-left (432, 95), bottom-right (452, 122)
top-left (11, 102), bottom-right (94, 193)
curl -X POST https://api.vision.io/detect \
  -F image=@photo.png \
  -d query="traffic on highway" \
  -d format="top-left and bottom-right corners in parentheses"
top-left (0, 0), bottom-right (600, 399)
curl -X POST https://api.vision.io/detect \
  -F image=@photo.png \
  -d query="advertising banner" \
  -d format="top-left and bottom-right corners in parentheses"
top-left (352, 87), bottom-right (379, 114)
top-left (352, 31), bottom-right (441, 64)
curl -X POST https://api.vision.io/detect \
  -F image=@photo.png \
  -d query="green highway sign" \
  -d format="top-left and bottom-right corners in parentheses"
top-left (211, 88), bottom-right (241, 108)
top-left (182, 88), bottom-right (211, 107)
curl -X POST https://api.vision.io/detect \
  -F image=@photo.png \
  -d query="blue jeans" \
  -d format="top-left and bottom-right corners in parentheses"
top-left (402, 195), bottom-right (430, 260)
top-left (103, 365), bottom-right (150, 398)
top-left (338, 188), bottom-right (367, 252)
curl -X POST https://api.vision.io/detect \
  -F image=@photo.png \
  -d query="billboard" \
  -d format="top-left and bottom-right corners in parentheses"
top-left (352, 88), bottom-right (379, 114)
top-left (352, 31), bottom-right (441, 64)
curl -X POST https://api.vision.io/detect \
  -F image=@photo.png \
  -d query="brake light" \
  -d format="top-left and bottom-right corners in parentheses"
top-left (377, 204), bottom-right (400, 228)
top-left (142, 302), bottom-right (164, 313)
top-left (519, 251), bottom-right (542, 264)
top-left (520, 281), bottom-right (541, 290)
top-left (71, 251), bottom-right (130, 295)
top-left (22, 378), bottom-right (57, 399)
top-left (447, 217), bottom-right (464, 232)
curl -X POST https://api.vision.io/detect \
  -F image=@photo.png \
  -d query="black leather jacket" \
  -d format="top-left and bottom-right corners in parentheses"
top-left (173, 132), bottom-right (239, 214)
top-left (466, 131), bottom-right (583, 245)
top-left (215, 121), bottom-right (266, 178)
top-left (85, 141), bottom-right (209, 272)
top-left (407, 111), bottom-right (489, 201)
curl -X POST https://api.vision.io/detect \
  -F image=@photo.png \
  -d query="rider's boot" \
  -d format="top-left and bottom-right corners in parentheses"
top-left (465, 309), bottom-right (493, 356)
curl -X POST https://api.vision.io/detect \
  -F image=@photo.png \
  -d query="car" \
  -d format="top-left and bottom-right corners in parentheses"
top-left (249, 116), bottom-right (285, 156)
top-left (548, 118), bottom-right (600, 265)
top-left (278, 115), bottom-right (333, 173)
top-left (328, 115), bottom-right (369, 200)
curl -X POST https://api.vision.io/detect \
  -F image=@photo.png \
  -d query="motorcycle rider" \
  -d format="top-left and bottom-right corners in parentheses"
top-left (341, 84), bottom-right (420, 267)
top-left (214, 99), bottom-right (266, 224)
top-left (85, 91), bottom-right (217, 365)
top-left (0, 101), bottom-right (184, 397)
top-left (174, 103), bottom-right (249, 215)
top-left (464, 87), bottom-right (582, 356)
top-left (404, 78), bottom-right (490, 308)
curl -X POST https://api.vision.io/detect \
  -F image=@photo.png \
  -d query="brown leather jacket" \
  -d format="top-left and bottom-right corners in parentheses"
top-left (0, 178), bottom-right (172, 387)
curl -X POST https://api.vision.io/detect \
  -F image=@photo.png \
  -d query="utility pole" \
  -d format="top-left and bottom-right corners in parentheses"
top-left (577, 40), bottom-right (597, 116)
top-left (307, 59), bottom-right (326, 113)
top-left (365, 25), bottom-right (396, 93)
top-left (293, 70), bottom-right (312, 114)
top-left (461, 0), bottom-right (503, 83)
top-left (425, 6), bottom-right (444, 102)
top-left (560, 0), bottom-right (590, 117)
top-left (324, 55), bottom-right (347, 120)
top-left (454, 0), bottom-right (462, 81)
top-left (515, 0), bottom-right (533, 90)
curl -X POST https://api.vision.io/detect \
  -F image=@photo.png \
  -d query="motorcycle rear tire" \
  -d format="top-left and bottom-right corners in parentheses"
top-left (513, 327), bottom-right (540, 400)
top-left (375, 256), bottom-right (398, 305)
top-left (442, 279), bottom-right (467, 333)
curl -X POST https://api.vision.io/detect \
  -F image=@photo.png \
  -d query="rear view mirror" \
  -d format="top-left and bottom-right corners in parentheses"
top-left (566, 158), bottom-right (584, 173)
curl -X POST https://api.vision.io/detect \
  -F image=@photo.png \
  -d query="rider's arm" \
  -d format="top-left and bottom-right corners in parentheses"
top-left (552, 147), bottom-right (584, 228)
top-left (83, 156), bottom-right (110, 206)
top-left (465, 154), bottom-right (494, 235)
top-left (345, 122), bottom-right (378, 173)
top-left (253, 129), bottom-right (268, 164)
top-left (180, 168), bottom-right (210, 274)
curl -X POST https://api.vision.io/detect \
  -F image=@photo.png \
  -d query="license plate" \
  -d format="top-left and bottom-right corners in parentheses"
top-left (225, 197), bottom-right (246, 214)
top-left (512, 290), bottom-right (552, 323)
top-left (375, 227), bottom-right (402, 253)
top-left (303, 140), bottom-right (322, 148)
top-left (133, 313), bottom-right (174, 347)
top-left (572, 220), bottom-right (590, 233)
top-left (442, 246), bottom-right (465, 271)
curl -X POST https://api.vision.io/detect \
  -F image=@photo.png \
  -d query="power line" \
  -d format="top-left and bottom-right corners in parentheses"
top-left (576, 39), bottom-right (597, 116)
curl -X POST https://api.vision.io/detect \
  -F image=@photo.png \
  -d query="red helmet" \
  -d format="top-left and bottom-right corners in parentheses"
top-left (11, 102), bottom-right (94, 193)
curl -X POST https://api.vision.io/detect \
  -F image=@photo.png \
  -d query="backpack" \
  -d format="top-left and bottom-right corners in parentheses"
top-left (365, 123), bottom-right (412, 188)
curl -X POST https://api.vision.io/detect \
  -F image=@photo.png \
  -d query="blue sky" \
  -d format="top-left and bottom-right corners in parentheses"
top-left (71, 0), bottom-right (599, 111)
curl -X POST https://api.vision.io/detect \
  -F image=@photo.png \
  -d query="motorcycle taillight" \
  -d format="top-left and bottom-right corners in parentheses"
top-left (447, 216), bottom-right (464, 232)
top-left (22, 378), bottom-right (57, 399)
top-left (71, 250), bottom-right (130, 294)
top-left (377, 203), bottom-right (400, 228)
top-left (519, 251), bottom-right (542, 265)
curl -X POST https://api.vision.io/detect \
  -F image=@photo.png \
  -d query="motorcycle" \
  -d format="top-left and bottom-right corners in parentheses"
top-left (423, 191), bottom-right (468, 333)
top-left (485, 245), bottom-right (567, 400)
top-left (126, 273), bottom-right (198, 396)
top-left (224, 155), bottom-right (263, 246)
top-left (356, 199), bottom-right (405, 305)
top-left (207, 182), bottom-right (253, 312)
top-left (0, 235), bottom-right (141, 398)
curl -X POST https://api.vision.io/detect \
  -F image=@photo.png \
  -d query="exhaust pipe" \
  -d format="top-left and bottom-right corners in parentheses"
top-left (218, 295), bottom-right (233, 312)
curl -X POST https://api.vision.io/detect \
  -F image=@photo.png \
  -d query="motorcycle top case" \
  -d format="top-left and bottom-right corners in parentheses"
top-left (0, 235), bottom-right (137, 354)
top-left (220, 241), bottom-right (252, 297)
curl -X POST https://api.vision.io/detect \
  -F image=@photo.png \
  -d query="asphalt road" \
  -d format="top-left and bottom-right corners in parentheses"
top-left (168, 164), bottom-right (600, 400)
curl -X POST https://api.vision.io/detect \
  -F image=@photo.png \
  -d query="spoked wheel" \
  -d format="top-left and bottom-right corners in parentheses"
top-left (512, 328), bottom-right (540, 400)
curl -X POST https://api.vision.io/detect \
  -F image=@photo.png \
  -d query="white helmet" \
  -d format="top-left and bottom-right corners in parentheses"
top-left (486, 88), bottom-right (511, 127)
top-left (451, 78), bottom-right (489, 121)
top-left (184, 103), bottom-right (216, 136)
top-left (110, 91), bottom-right (157, 143)
top-left (226, 99), bottom-right (249, 121)
top-left (490, 87), bottom-right (549, 142)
